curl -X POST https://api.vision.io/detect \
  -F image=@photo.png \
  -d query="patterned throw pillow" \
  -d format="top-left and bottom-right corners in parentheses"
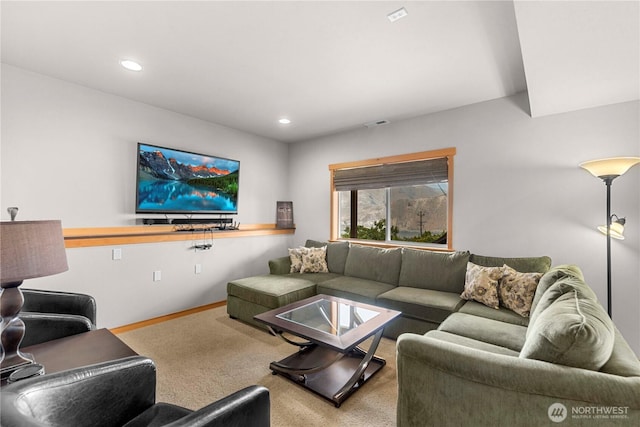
top-left (288, 247), bottom-right (305, 273)
top-left (460, 262), bottom-right (504, 309)
top-left (300, 246), bottom-right (329, 273)
top-left (499, 265), bottom-right (542, 317)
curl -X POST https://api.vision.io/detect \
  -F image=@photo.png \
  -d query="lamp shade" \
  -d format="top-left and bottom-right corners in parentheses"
top-left (0, 220), bottom-right (68, 284)
top-left (579, 157), bottom-right (640, 178)
top-left (598, 222), bottom-right (625, 240)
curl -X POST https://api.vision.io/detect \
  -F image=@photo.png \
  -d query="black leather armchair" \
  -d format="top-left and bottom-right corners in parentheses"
top-left (0, 356), bottom-right (271, 427)
top-left (20, 288), bottom-right (97, 347)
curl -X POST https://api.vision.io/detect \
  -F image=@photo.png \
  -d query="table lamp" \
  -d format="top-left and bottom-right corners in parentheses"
top-left (0, 218), bottom-right (69, 377)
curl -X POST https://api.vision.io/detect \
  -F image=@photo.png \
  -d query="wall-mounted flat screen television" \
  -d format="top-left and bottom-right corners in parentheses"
top-left (136, 143), bottom-right (240, 215)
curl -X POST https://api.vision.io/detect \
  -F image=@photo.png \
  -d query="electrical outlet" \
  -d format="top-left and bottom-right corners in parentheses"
top-left (153, 271), bottom-right (162, 282)
top-left (195, 264), bottom-right (202, 274)
top-left (112, 248), bottom-right (122, 260)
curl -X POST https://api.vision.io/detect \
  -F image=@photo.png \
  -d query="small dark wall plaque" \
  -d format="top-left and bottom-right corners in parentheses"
top-left (276, 201), bottom-right (294, 229)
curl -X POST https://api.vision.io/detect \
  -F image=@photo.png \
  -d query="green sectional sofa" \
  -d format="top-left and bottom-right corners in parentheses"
top-left (227, 240), bottom-right (640, 425)
top-left (226, 239), bottom-right (551, 339)
top-left (397, 265), bottom-right (640, 426)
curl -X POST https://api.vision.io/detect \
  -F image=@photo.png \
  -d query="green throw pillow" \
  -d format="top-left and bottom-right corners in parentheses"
top-left (520, 290), bottom-right (614, 371)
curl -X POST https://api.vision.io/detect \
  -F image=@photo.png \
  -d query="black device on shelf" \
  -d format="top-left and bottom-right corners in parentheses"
top-left (141, 218), bottom-right (233, 225)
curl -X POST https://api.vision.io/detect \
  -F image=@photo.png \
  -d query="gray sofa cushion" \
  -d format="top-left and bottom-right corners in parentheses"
top-left (438, 312), bottom-right (527, 352)
top-left (520, 290), bottom-right (615, 371)
top-left (398, 249), bottom-right (470, 293)
top-left (305, 239), bottom-right (350, 274)
top-left (529, 264), bottom-right (586, 317)
top-left (376, 287), bottom-right (466, 324)
top-left (527, 272), bottom-right (598, 338)
top-left (469, 254), bottom-right (551, 273)
top-left (425, 330), bottom-right (520, 357)
top-left (343, 245), bottom-right (402, 285)
top-left (227, 275), bottom-right (316, 309)
top-left (457, 300), bottom-right (529, 327)
top-left (317, 276), bottom-right (396, 305)
top-left (600, 328), bottom-right (640, 377)
top-left (284, 272), bottom-right (342, 283)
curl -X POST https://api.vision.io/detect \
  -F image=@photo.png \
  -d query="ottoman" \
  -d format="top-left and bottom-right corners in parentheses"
top-left (226, 275), bottom-right (317, 329)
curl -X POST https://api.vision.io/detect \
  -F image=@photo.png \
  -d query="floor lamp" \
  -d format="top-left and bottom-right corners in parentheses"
top-left (0, 217), bottom-right (69, 378)
top-left (580, 157), bottom-right (640, 319)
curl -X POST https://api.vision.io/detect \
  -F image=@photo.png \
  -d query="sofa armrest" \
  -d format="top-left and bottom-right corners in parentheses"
top-left (268, 256), bottom-right (291, 275)
top-left (0, 356), bottom-right (156, 427)
top-left (21, 313), bottom-right (93, 347)
top-left (22, 288), bottom-right (97, 325)
top-left (396, 333), bottom-right (640, 427)
top-left (165, 385), bottom-right (270, 427)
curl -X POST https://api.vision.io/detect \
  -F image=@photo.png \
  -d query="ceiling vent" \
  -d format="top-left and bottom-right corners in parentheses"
top-left (364, 120), bottom-right (390, 128)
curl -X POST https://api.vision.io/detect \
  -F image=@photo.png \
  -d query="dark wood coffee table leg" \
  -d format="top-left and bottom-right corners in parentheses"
top-left (333, 328), bottom-right (384, 405)
top-left (268, 328), bottom-right (386, 407)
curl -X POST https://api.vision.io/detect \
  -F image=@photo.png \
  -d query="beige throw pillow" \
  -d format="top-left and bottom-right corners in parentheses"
top-left (288, 247), bottom-right (305, 273)
top-left (300, 246), bottom-right (329, 273)
top-left (499, 265), bottom-right (542, 317)
top-left (460, 262), bottom-right (503, 309)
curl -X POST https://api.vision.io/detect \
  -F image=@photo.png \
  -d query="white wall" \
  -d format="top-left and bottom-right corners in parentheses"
top-left (3, 64), bottom-right (639, 355)
top-left (1, 64), bottom-right (293, 327)
top-left (288, 93), bottom-right (640, 354)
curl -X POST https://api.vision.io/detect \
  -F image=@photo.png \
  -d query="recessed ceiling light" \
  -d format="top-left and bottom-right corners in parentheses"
top-left (120, 59), bottom-right (143, 72)
top-left (387, 7), bottom-right (408, 23)
top-left (278, 118), bottom-right (291, 125)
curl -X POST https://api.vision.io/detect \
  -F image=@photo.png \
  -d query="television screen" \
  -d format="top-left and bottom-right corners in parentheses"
top-left (136, 143), bottom-right (240, 215)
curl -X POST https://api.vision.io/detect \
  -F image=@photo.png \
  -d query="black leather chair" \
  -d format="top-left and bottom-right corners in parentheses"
top-left (20, 288), bottom-right (97, 347)
top-left (0, 356), bottom-right (270, 427)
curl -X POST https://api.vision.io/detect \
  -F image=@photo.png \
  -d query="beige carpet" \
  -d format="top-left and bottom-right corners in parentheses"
top-left (117, 305), bottom-right (398, 427)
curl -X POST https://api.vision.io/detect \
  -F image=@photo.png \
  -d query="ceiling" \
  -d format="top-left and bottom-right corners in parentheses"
top-left (1, 1), bottom-right (638, 143)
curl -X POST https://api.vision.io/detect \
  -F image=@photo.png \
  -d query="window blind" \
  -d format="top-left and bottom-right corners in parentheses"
top-left (333, 157), bottom-right (448, 191)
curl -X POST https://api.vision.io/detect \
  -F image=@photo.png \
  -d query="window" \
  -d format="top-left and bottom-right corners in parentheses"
top-left (329, 148), bottom-right (455, 250)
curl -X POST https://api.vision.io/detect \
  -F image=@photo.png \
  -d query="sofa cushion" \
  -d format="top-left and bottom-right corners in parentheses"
top-left (377, 287), bottom-right (466, 324)
top-left (425, 330), bottom-right (520, 357)
top-left (317, 276), bottom-right (396, 305)
top-left (343, 245), bottom-right (402, 285)
top-left (438, 312), bottom-right (527, 352)
top-left (600, 328), bottom-right (640, 377)
top-left (398, 249), bottom-right (469, 293)
top-left (457, 301), bottom-right (529, 327)
top-left (469, 254), bottom-right (551, 274)
top-left (460, 262), bottom-right (502, 309)
top-left (527, 272), bottom-right (598, 338)
top-left (268, 256), bottom-right (293, 275)
top-left (227, 275), bottom-right (316, 309)
top-left (520, 290), bottom-right (615, 371)
top-left (300, 246), bottom-right (329, 273)
top-left (498, 265), bottom-right (542, 317)
top-left (305, 240), bottom-right (350, 274)
top-left (285, 272), bottom-right (342, 284)
top-left (529, 264), bottom-right (585, 317)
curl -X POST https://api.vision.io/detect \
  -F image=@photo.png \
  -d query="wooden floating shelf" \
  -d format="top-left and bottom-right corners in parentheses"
top-left (64, 224), bottom-right (295, 248)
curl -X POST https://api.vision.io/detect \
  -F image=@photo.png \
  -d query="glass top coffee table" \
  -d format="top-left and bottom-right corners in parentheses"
top-left (254, 294), bottom-right (401, 407)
